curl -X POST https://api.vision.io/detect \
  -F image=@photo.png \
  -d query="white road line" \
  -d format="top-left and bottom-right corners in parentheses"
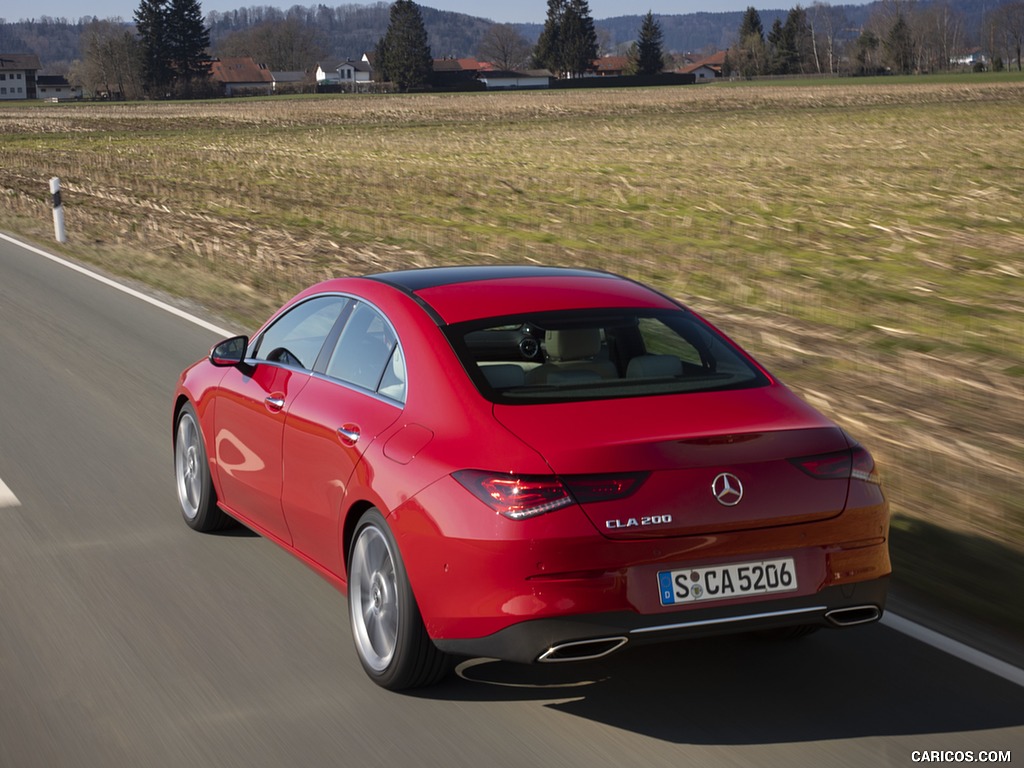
top-left (0, 477), bottom-right (20, 509)
top-left (5, 231), bottom-right (1024, 689)
top-left (0, 232), bottom-right (233, 338)
top-left (881, 613), bottom-right (1024, 688)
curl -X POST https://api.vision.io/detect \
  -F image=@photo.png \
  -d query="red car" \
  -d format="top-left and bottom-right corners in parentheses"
top-left (173, 266), bottom-right (890, 689)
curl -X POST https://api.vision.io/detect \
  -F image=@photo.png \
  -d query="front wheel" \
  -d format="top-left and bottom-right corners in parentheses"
top-left (348, 508), bottom-right (450, 690)
top-left (174, 403), bottom-right (232, 532)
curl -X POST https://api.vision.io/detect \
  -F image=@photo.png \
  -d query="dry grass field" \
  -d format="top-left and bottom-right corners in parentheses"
top-left (1, 77), bottom-right (1021, 634)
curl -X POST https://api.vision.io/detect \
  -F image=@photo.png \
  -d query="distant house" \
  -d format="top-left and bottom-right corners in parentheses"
top-left (271, 71), bottom-right (309, 93)
top-left (591, 56), bottom-right (630, 77)
top-left (951, 47), bottom-right (986, 67)
top-left (315, 62), bottom-right (341, 85)
top-left (0, 53), bottom-right (40, 100)
top-left (338, 59), bottom-right (373, 87)
top-left (316, 58), bottom-right (374, 90)
top-left (317, 59), bottom-right (374, 84)
top-left (431, 57), bottom-right (491, 89)
top-left (678, 50), bottom-right (727, 81)
top-left (477, 69), bottom-right (552, 90)
top-left (210, 57), bottom-right (273, 96)
top-left (37, 74), bottom-right (82, 100)
top-left (438, 57), bottom-right (489, 73)
top-left (678, 63), bottom-right (718, 82)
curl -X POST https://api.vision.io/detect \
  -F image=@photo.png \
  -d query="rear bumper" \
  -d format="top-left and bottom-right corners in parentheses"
top-left (433, 577), bottom-right (889, 664)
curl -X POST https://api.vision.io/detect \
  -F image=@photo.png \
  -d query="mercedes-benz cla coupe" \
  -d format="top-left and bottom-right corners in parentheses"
top-left (173, 266), bottom-right (890, 689)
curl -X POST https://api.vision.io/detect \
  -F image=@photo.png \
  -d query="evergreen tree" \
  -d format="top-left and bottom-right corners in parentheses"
top-left (885, 14), bottom-right (915, 74)
top-left (135, 0), bottom-right (210, 97)
top-left (767, 10), bottom-right (808, 75)
top-left (533, 0), bottom-right (567, 75)
top-left (135, 0), bottom-right (173, 94)
top-left (167, 0), bottom-right (210, 86)
top-left (376, 0), bottom-right (432, 92)
top-left (561, 0), bottom-right (598, 77)
top-left (855, 29), bottom-right (881, 74)
top-left (634, 11), bottom-right (664, 76)
top-left (739, 6), bottom-right (764, 42)
top-left (533, 0), bottom-right (595, 78)
top-left (767, 17), bottom-right (786, 73)
top-left (781, 6), bottom-right (812, 74)
top-left (736, 6), bottom-right (767, 78)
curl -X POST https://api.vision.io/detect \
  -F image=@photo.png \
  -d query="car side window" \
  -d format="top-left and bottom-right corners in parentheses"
top-left (637, 317), bottom-right (704, 368)
top-left (325, 302), bottom-right (405, 402)
top-left (252, 296), bottom-right (348, 370)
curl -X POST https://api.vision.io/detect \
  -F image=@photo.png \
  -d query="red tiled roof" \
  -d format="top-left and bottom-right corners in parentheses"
top-left (679, 62), bottom-right (720, 75)
top-left (692, 50), bottom-right (728, 67)
top-left (593, 55), bottom-right (630, 72)
top-left (210, 57), bottom-right (273, 84)
top-left (433, 57), bottom-right (492, 72)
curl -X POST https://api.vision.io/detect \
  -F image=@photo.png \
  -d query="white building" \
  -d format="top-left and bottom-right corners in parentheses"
top-left (0, 53), bottom-right (40, 100)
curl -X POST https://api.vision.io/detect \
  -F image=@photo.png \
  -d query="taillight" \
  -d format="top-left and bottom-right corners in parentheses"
top-left (564, 473), bottom-right (648, 503)
top-left (850, 445), bottom-right (881, 484)
top-left (453, 470), bottom-right (648, 520)
top-left (453, 471), bottom-right (573, 519)
top-left (790, 445), bottom-right (880, 485)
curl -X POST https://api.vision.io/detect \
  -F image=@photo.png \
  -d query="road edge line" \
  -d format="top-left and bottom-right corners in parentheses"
top-left (0, 232), bottom-right (233, 338)
top-left (881, 612), bottom-right (1024, 688)
top-left (0, 477), bottom-right (19, 509)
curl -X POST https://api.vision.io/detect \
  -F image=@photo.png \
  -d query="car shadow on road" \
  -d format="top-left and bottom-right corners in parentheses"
top-left (414, 624), bottom-right (1024, 745)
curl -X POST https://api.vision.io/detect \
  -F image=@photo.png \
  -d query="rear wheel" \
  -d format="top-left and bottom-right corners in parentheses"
top-left (348, 508), bottom-right (450, 690)
top-left (174, 403), bottom-right (232, 532)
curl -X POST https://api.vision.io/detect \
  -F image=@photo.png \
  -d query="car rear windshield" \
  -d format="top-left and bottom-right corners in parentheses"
top-left (445, 308), bottom-right (770, 404)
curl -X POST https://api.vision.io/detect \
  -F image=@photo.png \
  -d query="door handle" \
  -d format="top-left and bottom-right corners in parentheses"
top-left (337, 425), bottom-right (360, 445)
top-left (265, 396), bottom-right (285, 411)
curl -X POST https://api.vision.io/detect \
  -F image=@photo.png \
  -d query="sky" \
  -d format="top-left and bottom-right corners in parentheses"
top-left (14, 0), bottom-right (794, 25)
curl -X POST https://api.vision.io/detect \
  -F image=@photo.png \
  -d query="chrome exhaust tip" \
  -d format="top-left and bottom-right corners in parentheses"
top-left (538, 636), bottom-right (628, 662)
top-left (825, 605), bottom-right (882, 627)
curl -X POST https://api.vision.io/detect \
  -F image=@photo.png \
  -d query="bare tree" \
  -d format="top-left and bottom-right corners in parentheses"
top-left (477, 23), bottom-right (532, 71)
top-left (915, 2), bottom-right (964, 72)
top-left (864, 0), bottom-right (918, 73)
top-left (214, 17), bottom-right (325, 70)
top-left (811, 1), bottom-right (847, 75)
top-left (998, 1), bottom-right (1024, 70)
top-left (72, 19), bottom-right (145, 99)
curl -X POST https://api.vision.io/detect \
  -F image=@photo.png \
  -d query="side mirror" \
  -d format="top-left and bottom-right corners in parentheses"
top-left (209, 335), bottom-right (249, 367)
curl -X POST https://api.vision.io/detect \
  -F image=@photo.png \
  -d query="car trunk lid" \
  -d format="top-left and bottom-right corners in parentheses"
top-left (492, 385), bottom-right (852, 539)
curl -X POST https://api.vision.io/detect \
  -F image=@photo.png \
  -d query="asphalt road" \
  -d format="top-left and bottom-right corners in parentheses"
top-left (1, 233), bottom-right (1022, 768)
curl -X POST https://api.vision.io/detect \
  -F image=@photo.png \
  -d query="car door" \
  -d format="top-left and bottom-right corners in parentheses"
top-left (281, 301), bottom-right (405, 575)
top-left (213, 295), bottom-right (349, 544)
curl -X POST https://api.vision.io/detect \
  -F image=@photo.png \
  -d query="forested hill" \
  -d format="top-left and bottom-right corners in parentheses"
top-left (1, 0), bottom-right (999, 73)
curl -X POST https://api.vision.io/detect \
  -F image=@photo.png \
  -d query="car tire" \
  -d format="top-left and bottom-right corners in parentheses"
top-left (348, 508), bottom-right (450, 690)
top-left (174, 403), bottom-right (233, 532)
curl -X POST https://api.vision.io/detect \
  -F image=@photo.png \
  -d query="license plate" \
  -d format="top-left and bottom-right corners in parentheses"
top-left (658, 558), bottom-right (797, 606)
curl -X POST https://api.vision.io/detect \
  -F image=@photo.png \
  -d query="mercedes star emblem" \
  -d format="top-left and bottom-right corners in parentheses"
top-left (712, 472), bottom-right (744, 506)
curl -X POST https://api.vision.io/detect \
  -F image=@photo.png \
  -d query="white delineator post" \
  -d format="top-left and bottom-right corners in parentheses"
top-left (50, 177), bottom-right (66, 243)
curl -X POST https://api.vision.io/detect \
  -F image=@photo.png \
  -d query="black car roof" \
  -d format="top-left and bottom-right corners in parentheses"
top-left (365, 265), bottom-right (618, 293)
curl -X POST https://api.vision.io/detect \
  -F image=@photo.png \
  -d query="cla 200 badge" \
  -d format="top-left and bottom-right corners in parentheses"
top-left (606, 515), bottom-right (673, 529)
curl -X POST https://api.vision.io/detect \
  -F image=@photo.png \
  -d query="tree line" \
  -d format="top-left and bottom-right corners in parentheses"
top-left (727, 0), bottom-right (1024, 78)
top-left (371, 0), bottom-right (665, 90)
top-left (71, 0), bottom-right (608, 96)
top-left (12, 0), bottom-right (1022, 98)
